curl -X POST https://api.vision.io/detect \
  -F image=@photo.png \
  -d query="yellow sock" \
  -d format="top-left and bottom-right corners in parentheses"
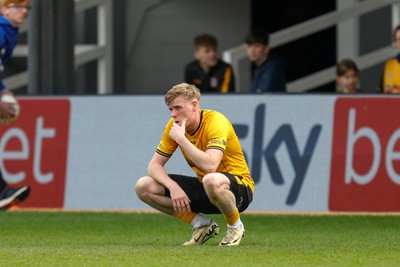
top-left (224, 208), bottom-right (240, 226)
top-left (173, 211), bottom-right (197, 224)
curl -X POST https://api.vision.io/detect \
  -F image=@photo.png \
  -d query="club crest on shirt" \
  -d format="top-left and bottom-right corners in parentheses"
top-left (210, 77), bottom-right (218, 88)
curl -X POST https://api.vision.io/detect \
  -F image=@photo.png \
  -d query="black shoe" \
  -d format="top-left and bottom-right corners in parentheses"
top-left (0, 186), bottom-right (30, 210)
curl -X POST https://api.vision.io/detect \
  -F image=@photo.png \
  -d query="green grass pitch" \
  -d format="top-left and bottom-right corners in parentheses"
top-left (0, 211), bottom-right (399, 266)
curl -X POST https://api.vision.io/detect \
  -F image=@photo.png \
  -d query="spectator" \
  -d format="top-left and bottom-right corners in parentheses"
top-left (378, 25), bottom-right (400, 93)
top-left (0, 0), bottom-right (31, 210)
top-left (246, 28), bottom-right (286, 93)
top-left (336, 59), bottom-right (361, 93)
top-left (184, 33), bottom-right (235, 93)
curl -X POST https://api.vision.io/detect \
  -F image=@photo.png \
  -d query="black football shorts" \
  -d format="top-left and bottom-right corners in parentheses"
top-left (164, 172), bottom-right (253, 214)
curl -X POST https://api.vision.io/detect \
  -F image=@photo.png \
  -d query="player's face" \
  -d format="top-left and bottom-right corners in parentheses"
top-left (1, 1), bottom-right (30, 27)
top-left (246, 43), bottom-right (269, 65)
top-left (168, 96), bottom-right (198, 130)
top-left (195, 46), bottom-right (218, 69)
top-left (336, 70), bottom-right (359, 93)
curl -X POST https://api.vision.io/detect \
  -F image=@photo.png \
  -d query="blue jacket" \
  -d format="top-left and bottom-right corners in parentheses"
top-left (250, 54), bottom-right (287, 93)
top-left (0, 16), bottom-right (19, 90)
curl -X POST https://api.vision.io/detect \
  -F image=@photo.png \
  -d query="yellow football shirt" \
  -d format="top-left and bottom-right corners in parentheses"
top-left (383, 58), bottom-right (400, 93)
top-left (156, 109), bottom-right (254, 191)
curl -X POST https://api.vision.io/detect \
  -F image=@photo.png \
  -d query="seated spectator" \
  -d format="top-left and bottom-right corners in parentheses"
top-left (245, 28), bottom-right (286, 93)
top-left (336, 59), bottom-right (361, 93)
top-left (184, 34), bottom-right (235, 93)
top-left (378, 25), bottom-right (400, 93)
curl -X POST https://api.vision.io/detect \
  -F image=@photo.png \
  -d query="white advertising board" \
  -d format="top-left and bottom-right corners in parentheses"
top-left (2, 95), bottom-right (399, 212)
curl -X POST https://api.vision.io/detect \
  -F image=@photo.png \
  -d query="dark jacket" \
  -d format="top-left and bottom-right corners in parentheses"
top-left (185, 59), bottom-right (235, 93)
top-left (250, 54), bottom-right (286, 93)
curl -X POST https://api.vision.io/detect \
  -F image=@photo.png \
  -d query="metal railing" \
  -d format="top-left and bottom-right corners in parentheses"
top-left (223, 0), bottom-right (400, 93)
top-left (7, 0), bottom-right (113, 94)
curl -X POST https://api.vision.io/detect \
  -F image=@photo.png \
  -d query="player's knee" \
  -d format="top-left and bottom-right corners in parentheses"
top-left (203, 173), bottom-right (219, 196)
top-left (135, 176), bottom-right (152, 199)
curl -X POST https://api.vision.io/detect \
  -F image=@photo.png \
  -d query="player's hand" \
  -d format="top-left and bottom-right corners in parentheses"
top-left (0, 89), bottom-right (16, 118)
top-left (170, 185), bottom-right (191, 214)
top-left (169, 119), bottom-right (187, 142)
top-left (0, 99), bottom-right (15, 118)
top-left (1, 89), bottom-right (14, 96)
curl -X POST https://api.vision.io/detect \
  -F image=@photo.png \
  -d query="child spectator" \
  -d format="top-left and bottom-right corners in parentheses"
top-left (336, 59), bottom-right (361, 93)
top-left (184, 34), bottom-right (235, 93)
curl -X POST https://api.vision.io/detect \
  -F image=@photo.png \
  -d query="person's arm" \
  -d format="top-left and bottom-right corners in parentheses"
top-left (220, 65), bottom-right (235, 93)
top-left (147, 152), bottom-right (191, 214)
top-left (229, 67), bottom-right (236, 93)
top-left (169, 119), bottom-right (224, 173)
top-left (184, 62), bottom-right (195, 84)
top-left (0, 31), bottom-right (15, 118)
top-left (147, 152), bottom-right (175, 189)
top-left (184, 65), bottom-right (190, 83)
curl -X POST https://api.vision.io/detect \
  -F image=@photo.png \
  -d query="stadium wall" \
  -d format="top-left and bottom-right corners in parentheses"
top-left (124, 0), bottom-right (250, 93)
top-left (1, 94), bottom-right (399, 212)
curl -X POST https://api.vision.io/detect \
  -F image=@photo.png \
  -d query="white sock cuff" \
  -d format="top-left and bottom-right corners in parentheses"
top-left (227, 219), bottom-right (243, 229)
top-left (191, 214), bottom-right (211, 228)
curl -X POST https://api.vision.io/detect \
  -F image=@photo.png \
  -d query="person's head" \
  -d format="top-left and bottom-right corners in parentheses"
top-left (0, 0), bottom-right (30, 27)
top-left (392, 25), bottom-right (400, 52)
top-left (245, 28), bottom-right (270, 66)
top-left (165, 83), bottom-right (201, 131)
top-left (336, 59), bottom-right (359, 93)
top-left (193, 34), bottom-right (218, 70)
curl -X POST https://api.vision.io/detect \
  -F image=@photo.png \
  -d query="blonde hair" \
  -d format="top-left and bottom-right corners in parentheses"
top-left (1, 0), bottom-right (30, 7)
top-left (165, 83), bottom-right (201, 105)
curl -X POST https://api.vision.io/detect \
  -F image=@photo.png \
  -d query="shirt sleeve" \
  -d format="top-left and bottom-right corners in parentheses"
top-left (156, 119), bottom-right (178, 158)
top-left (205, 113), bottom-right (229, 152)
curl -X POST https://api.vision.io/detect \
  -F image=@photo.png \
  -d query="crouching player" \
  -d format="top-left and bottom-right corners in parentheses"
top-left (135, 83), bottom-right (254, 246)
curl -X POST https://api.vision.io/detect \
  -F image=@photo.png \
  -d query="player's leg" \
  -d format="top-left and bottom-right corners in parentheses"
top-left (202, 172), bottom-right (252, 246)
top-left (202, 173), bottom-right (237, 215)
top-left (164, 174), bottom-right (220, 246)
top-left (0, 168), bottom-right (30, 211)
top-left (136, 174), bottom-right (220, 245)
top-left (0, 170), bottom-right (6, 193)
top-left (135, 174), bottom-right (212, 221)
top-left (135, 175), bottom-right (175, 215)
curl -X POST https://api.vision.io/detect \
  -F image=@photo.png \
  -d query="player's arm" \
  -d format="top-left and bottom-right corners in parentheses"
top-left (170, 119), bottom-right (224, 173)
top-left (147, 152), bottom-right (191, 214)
top-left (147, 152), bottom-right (174, 188)
top-left (0, 31), bottom-right (15, 118)
top-left (178, 137), bottom-right (223, 173)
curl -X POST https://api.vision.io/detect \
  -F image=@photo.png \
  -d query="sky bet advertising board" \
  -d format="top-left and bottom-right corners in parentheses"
top-left (1, 95), bottom-right (399, 212)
